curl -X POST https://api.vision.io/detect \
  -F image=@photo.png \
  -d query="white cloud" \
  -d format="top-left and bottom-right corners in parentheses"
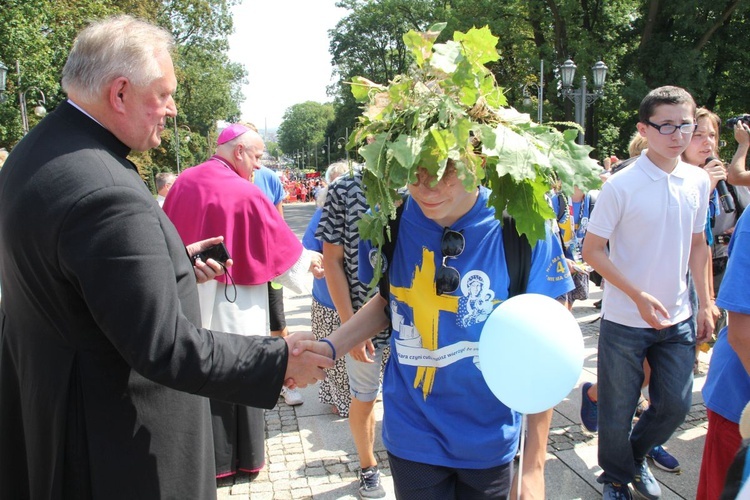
top-left (228, 0), bottom-right (347, 132)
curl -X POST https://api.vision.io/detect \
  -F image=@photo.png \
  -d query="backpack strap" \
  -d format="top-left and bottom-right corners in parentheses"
top-left (502, 214), bottom-right (532, 297)
top-left (554, 192), bottom-right (569, 223)
top-left (378, 196), bottom-right (407, 300)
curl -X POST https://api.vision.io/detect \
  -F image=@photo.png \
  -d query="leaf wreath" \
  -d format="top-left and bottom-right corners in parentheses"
top-left (348, 23), bottom-right (602, 286)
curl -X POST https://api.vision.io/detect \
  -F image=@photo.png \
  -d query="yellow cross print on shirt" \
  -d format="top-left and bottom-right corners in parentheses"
top-left (392, 247), bottom-right (459, 400)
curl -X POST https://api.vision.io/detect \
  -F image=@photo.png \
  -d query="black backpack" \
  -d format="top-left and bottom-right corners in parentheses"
top-left (377, 196), bottom-right (532, 300)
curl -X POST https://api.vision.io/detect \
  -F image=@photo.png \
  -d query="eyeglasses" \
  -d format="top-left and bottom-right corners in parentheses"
top-left (435, 227), bottom-right (465, 295)
top-left (645, 120), bottom-right (698, 135)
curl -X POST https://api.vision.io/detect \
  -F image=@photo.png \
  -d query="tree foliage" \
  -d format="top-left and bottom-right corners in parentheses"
top-left (0, 0), bottom-right (246, 188)
top-left (277, 101), bottom-right (335, 159)
top-left (327, 0), bottom-right (436, 151)
top-left (327, 0), bottom-right (750, 161)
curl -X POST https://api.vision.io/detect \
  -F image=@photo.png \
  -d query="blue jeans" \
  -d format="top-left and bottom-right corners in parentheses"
top-left (597, 318), bottom-right (695, 485)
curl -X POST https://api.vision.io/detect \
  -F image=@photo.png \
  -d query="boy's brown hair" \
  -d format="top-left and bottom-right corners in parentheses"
top-left (638, 86), bottom-right (696, 124)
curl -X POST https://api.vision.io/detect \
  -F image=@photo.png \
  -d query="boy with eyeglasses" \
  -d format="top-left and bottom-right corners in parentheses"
top-left (582, 86), bottom-right (714, 500)
top-left (302, 162), bottom-right (573, 498)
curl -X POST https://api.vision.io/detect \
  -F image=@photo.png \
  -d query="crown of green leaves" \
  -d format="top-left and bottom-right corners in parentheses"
top-left (350, 23), bottom-right (601, 283)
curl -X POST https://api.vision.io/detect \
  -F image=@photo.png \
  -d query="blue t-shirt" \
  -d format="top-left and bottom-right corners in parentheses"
top-left (704, 208), bottom-right (750, 423)
top-left (359, 187), bottom-right (573, 468)
top-left (302, 208), bottom-right (335, 309)
top-left (254, 166), bottom-right (285, 206)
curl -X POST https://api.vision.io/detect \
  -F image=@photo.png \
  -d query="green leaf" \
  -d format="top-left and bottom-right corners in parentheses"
top-left (483, 123), bottom-right (549, 180)
top-left (359, 134), bottom-right (388, 176)
top-left (387, 134), bottom-right (422, 185)
top-left (487, 173), bottom-right (554, 244)
top-left (453, 26), bottom-right (500, 65)
top-left (349, 76), bottom-right (386, 102)
top-left (430, 40), bottom-right (462, 75)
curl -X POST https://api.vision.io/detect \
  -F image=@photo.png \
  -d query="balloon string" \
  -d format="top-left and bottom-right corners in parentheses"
top-left (517, 413), bottom-right (526, 500)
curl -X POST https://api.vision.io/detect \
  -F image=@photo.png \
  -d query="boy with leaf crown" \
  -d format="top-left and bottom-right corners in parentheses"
top-left (295, 24), bottom-right (600, 498)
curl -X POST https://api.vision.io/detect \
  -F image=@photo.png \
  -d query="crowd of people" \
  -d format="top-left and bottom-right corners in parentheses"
top-left (1, 13), bottom-right (750, 500)
top-left (282, 177), bottom-right (323, 203)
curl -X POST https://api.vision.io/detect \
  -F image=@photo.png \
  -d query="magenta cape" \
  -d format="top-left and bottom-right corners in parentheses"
top-left (163, 158), bottom-right (302, 286)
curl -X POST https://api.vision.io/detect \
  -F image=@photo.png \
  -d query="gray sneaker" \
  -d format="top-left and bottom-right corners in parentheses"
top-left (632, 460), bottom-right (661, 499)
top-left (358, 466), bottom-right (386, 499)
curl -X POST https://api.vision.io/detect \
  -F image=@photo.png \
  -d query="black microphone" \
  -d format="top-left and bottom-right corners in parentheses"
top-left (705, 157), bottom-right (735, 213)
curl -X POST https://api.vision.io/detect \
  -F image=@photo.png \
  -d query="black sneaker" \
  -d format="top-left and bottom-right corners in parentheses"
top-left (358, 466), bottom-right (386, 499)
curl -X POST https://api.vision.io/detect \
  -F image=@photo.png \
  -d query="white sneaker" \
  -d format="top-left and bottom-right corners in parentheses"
top-left (281, 387), bottom-right (303, 406)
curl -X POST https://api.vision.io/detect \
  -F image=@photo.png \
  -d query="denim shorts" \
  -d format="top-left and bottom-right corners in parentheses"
top-left (346, 344), bottom-right (386, 402)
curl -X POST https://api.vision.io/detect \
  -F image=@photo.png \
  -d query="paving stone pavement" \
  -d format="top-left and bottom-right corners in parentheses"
top-left (216, 202), bottom-right (710, 500)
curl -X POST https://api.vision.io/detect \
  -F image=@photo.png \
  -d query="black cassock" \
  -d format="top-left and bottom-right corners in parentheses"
top-left (0, 101), bottom-right (286, 499)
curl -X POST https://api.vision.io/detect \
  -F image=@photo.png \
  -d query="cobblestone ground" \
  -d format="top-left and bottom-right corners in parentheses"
top-left (217, 400), bottom-right (709, 499)
top-left (216, 403), bottom-right (392, 500)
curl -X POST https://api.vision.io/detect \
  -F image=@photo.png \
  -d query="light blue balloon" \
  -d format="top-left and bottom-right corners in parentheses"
top-left (478, 293), bottom-right (584, 414)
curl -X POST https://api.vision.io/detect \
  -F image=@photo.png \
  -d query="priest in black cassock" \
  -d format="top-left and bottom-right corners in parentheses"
top-left (0, 15), bottom-right (331, 500)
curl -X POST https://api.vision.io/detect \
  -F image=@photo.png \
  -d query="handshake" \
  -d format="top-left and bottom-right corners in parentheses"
top-left (283, 333), bottom-right (338, 389)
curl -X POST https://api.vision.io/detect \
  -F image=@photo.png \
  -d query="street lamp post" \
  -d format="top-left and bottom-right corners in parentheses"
top-left (322, 143), bottom-right (330, 167)
top-left (16, 61), bottom-right (47, 135)
top-left (522, 61), bottom-right (544, 124)
top-left (560, 59), bottom-right (608, 145)
top-left (338, 127), bottom-right (349, 161)
top-left (0, 60), bottom-right (8, 102)
top-left (324, 127), bottom-right (350, 164)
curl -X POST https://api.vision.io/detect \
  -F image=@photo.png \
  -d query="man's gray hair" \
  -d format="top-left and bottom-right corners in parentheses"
top-left (155, 172), bottom-right (176, 191)
top-left (62, 15), bottom-right (175, 104)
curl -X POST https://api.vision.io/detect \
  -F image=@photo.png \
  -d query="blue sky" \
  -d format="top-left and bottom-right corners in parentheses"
top-left (228, 0), bottom-right (348, 132)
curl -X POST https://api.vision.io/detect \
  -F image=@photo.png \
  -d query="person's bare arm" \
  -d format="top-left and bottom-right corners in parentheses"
top-left (322, 241), bottom-right (375, 362)
top-left (510, 409), bottom-right (552, 499)
top-left (688, 232), bottom-right (714, 344)
top-left (728, 122), bottom-right (750, 187)
top-left (293, 293), bottom-right (391, 360)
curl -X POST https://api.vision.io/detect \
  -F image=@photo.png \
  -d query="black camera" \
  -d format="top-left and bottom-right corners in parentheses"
top-left (191, 242), bottom-right (231, 265)
top-left (726, 114), bottom-right (750, 129)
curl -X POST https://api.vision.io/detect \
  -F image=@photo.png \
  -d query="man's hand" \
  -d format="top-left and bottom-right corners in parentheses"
top-left (186, 236), bottom-right (233, 284)
top-left (308, 251), bottom-right (325, 279)
top-left (634, 291), bottom-right (671, 329)
top-left (284, 332), bottom-right (333, 388)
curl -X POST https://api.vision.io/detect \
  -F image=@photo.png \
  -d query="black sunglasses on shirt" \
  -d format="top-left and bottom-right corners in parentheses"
top-left (435, 227), bottom-right (465, 295)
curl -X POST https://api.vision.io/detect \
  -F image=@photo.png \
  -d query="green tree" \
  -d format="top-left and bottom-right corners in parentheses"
top-left (0, 0), bottom-right (246, 183)
top-left (328, 0), bottom-right (750, 160)
top-left (327, 0), bottom-right (436, 150)
top-left (277, 101), bottom-right (334, 169)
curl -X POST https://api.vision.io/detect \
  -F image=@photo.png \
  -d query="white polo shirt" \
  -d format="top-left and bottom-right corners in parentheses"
top-left (587, 152), bottom-right (710, 328)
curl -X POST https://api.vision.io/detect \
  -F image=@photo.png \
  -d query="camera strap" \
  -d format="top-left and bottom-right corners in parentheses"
top-left (219, 264), bottom-right (237, 303)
